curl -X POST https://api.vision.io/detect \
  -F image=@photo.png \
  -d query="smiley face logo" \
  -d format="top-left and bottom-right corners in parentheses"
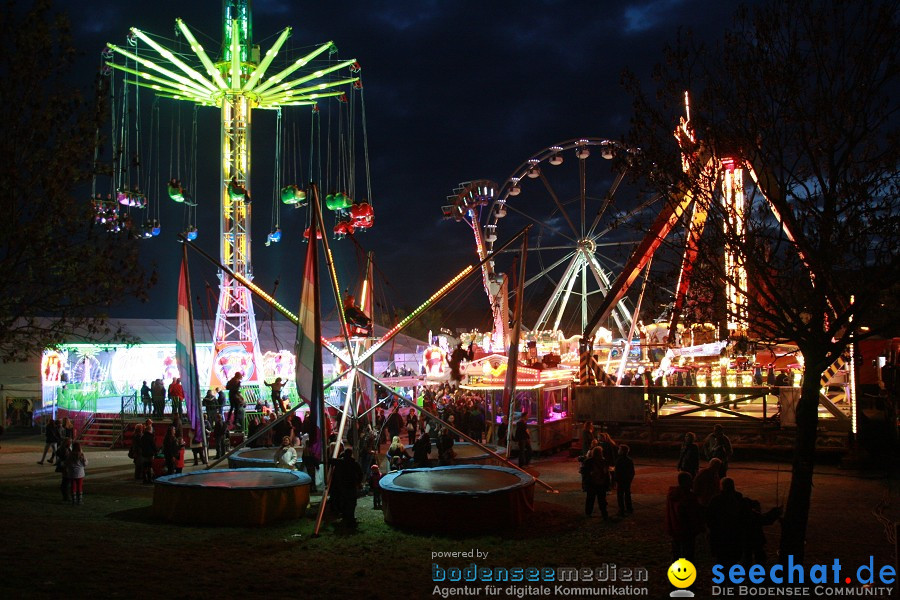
top-left (668, 558), bottom-right (696, 588)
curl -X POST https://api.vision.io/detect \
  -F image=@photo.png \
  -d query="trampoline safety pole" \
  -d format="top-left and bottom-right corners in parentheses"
top-left (356, 368), bottom-right (557, 493)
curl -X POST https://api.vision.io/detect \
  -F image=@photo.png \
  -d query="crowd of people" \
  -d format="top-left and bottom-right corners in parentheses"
top-left (666, 424), bottom-right (782, 567)
top-left (36, 371), bottom-right (790, 555)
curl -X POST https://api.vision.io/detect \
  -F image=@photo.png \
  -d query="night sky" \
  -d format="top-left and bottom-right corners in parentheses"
top-left (67, 0), bottom-right (755, 332)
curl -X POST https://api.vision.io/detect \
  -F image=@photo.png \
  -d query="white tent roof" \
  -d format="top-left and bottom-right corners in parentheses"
top-left (105, 318), bottom-right (427, 363)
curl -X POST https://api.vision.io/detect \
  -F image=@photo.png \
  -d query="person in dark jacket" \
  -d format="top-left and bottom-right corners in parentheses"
top-left (130, 424), bottom-right (144, 480)
top-left (39, 417), bottom-right (61, 465)
top-left (666, 471), bottom-right (705, 561)
top-left (163, 425), bottom-right (181, 475)
top-left (706, 477), bottom-right (745, 566)
top-left (677, 432), bottom-right (700, 477)
top-left (412, 429), bottom-right (432, 467)
top-left (514, 414), bottom-right (532, 467)
top-left (703, 424), bottom-right (733, 476)
top-left (139, 425), bottom-right (158, 484)
top-left (436, 427), bottom-right (455, 465)
top-left (330, 448), bottom-right (363, 524)
top-left (302, 443), bottom-right (320, 493)
top-left (212, 413), bottom-right (227, 459)
top-left (55, 437), bottom-right (73, 502)
top-left (151, 379), bottom-right (166, 418)
top-left (140, 381), bottom-right (152, 415)
top-left (579, 446), bottom-right (610, 519)
top-left (614, 444), bottom-right (635, 517)
top-left (368, 464), bottom-right (383, 510)
top-left (385, 408), bottom-right (403, 441)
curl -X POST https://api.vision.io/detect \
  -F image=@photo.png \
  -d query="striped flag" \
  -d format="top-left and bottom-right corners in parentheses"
top-left (295, 193), bottom-right (323, 456)
top-left (176, 246), bottom-right (203, 443)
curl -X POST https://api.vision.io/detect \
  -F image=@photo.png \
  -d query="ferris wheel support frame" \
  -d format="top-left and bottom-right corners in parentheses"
top-left (495, 140), bottom-right (649, 341)
top-left (578, 92), bottom-right (845, 385)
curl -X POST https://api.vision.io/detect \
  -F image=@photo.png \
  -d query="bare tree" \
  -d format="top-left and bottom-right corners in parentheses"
top-left (0, 0), bottom-right (154, 362)
top-left (625, 0), bottom-right (899, 560)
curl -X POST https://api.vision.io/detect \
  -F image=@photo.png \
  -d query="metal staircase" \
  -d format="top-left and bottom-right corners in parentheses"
top-left (77, 415), bottom-right (122, 448)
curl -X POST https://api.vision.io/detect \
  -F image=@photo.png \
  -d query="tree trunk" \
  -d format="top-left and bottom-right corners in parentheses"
top-left (778, 359), bottom-right (827, 562)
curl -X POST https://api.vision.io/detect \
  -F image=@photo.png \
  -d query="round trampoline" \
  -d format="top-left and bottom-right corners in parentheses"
top-left (408, 442), bottom-right (507, 466)
top-left (152, 468), bottom-right (311, 526)
top-left (379, 465), bottom-right (535, 532)
top-left (228, 446), bottom-right (281, 469)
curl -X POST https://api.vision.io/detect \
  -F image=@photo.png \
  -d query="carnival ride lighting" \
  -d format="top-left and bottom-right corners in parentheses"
top-left (460, 384), bottom-right (544, 391)
top-left (358, 266), bottom-right (475, 365)
top-left (107, 25), bottom-right (357, 111)
top-left (231, 272), bottom-right (298, 323)
top-left (600, 142), bottom-right (614, 160)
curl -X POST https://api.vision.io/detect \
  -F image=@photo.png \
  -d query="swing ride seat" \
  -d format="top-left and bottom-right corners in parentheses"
top-left (325, 192), bottom-right (353, 211)
top-left (228, 181), bottom-right (248, 201)
top-left (152, 468), bottom-right (311, 526)
top-left (378, 465), bottom-right (535, 532)
top-left (167, 184), bottom-right (185, 203)
top-left (280, 185), bottom-right (307, 205)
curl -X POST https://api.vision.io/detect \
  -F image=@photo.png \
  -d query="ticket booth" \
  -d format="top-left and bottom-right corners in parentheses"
top-left (461, 354), bottom-right (574, 453)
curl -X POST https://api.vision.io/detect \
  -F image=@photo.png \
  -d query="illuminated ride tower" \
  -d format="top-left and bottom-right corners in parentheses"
top-left (105, 0), bottom-right (360, 390)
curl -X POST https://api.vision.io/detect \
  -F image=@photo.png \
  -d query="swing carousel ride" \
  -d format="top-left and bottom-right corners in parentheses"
top-left (97, 0), bottom-right (377, 395)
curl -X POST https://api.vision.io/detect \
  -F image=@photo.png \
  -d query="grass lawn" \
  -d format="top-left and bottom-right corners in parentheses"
top-left (2, 435), bottom-right (898, 599)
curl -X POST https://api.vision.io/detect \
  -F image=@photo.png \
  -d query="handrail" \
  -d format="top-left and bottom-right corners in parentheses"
top-left (113, 391), bottom-right (138, 448)
top-left (74, 413), bottom-right (96, 444)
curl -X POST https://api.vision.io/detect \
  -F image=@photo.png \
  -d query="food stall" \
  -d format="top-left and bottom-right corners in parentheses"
top-left (460, 354), bottom-right (575, 453)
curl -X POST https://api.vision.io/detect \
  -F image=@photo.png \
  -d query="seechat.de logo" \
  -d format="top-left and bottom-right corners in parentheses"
top-left (668, 558), bottom-right (696, 598)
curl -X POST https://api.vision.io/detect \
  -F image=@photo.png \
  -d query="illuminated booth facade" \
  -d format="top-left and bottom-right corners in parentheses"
top-left (461, 354), bottom-right (574, 452)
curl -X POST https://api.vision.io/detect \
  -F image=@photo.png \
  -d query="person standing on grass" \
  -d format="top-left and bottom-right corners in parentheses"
top-left (331, 448), bottom-right (364, 525)
top-left (514, 414), bottom-right (532, 467)
top-left (302, 443), bottom-right (320, 493)
top-left (38, 416), bottom-right (60, 465)
top-left (703, 424), bottom-right (733, 476)
top-left (580, 421), bottom-right (596, 457)
top-left (666, 471), bottom-right (705, 561)
top-left (139, 424), bottom-right (157, 484)
top-left (61, 417), bottom-right (75, 444)
top-left (579, 446), bottom-right (610, 520)
top-left (65, 442), bottom-right (87, 505)
top-left (614, 444), bottom-right (635, 517)
top-left (129, 425), bottom-right (144, 480)
top-left (162, 425), bottom-right (181, 475)
top-left (677, 432), bottom-right (700, 478)
top-left (706, 476), bottom-right (745, 566)
top-left (55, 437), bottom-right (73, 502)
top-left (693, 457), bottom-right (723, 509)
top-left (368, 464), bottom-right (383, 510)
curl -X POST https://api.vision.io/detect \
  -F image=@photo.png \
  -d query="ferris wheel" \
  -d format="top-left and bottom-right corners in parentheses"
top-left (481, 138), bottom-right (663, 339)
